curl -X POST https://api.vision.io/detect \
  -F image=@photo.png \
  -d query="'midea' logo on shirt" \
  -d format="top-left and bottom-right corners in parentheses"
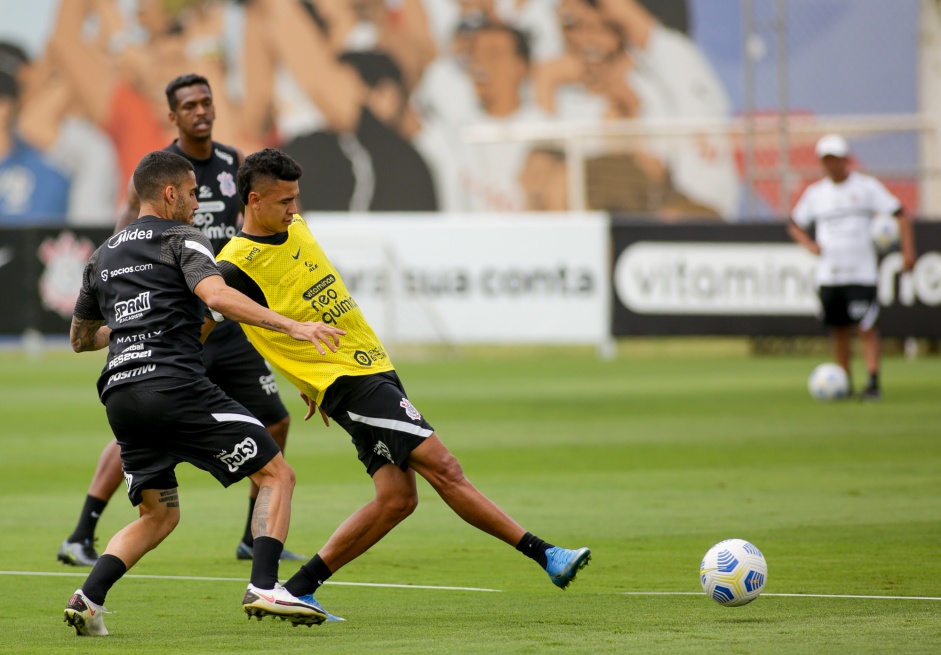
top-left (108, 228), bottom-right (153, 249)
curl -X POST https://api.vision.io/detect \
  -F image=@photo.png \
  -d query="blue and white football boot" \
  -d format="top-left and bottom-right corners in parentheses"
top-left (545, 546), bottom-right (592, 589)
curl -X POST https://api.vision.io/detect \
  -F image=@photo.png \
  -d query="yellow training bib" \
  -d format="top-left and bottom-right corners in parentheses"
top-left (217, 215), bottom-right (393, 404)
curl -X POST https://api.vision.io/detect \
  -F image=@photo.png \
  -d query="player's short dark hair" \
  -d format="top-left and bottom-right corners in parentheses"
top-left (0, 41), bottom-right (26, 101)
top-left (339, 51), bottom-right (404, 91)
top-left (165, 73), bottom-right (211, 111)
top-left (133, 151), bottom-right (195, 204)
top-left (0, 40), bottom-right (29, 75)
top-left (237, 149), bottom-right (303, 205)
top-left (0, 70), bottom-right (17, 100)
top-left (475, 23), bottom-right (531, 65)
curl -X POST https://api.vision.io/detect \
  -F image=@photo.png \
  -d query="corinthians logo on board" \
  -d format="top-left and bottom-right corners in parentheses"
top-left (37, 231), bottom-right (95, 318)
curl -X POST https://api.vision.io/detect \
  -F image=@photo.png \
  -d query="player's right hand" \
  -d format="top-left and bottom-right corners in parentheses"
top-left (289, 322), bottom-right (346, 354)
top-left (299, 392), bottom-right (331, 426)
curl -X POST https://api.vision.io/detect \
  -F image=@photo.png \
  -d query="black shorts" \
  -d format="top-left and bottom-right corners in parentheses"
top-left (105, 377), bottom-right (283, 506)
top-left (203, 321), bottom-right (289, 427)
top-left (321, 371), bottom-right (435, 477)
top-left (818, 285), bottom-right (879, 329)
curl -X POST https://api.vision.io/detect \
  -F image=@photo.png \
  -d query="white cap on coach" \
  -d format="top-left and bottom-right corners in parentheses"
top-left (815, 134), bottom-right (850, 159)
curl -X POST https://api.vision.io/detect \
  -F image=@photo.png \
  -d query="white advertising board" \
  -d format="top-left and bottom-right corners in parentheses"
top-left (303, 213), bottom-right (609, 344)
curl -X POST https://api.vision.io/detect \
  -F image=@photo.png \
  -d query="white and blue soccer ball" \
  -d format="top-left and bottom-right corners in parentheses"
top-left (870, 213), bottom-right (900, 253)
top-left (808, 363), bottom-right (850, 401)
top-left (700, 539), bottom-right (768, 607)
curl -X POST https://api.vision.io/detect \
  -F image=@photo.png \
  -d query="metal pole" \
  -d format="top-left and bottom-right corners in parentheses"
top-left (743, 0), bottom-right (757, 219)
top-left (565, 138), bottom-right (586, 211)
top-left (776, 0), bottom-right (790, 218)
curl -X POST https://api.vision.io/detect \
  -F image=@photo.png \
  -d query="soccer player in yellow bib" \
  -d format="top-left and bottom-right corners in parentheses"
top-left (215, 149), bottom-right (591, 617)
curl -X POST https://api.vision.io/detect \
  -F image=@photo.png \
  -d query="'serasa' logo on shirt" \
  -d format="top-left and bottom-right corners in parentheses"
top-left (214, 148), bottom-right (234, 166)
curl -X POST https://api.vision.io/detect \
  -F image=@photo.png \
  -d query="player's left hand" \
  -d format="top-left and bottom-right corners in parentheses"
top-left (288, 322), bottom-right (346, 354)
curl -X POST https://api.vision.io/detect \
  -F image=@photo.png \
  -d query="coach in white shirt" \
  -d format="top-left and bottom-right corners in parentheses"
top-left (788, 134), bottom-right (917, 400)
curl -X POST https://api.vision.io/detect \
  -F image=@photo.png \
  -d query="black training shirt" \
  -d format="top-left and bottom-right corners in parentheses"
top-left (73, 216), bottom-right (221, 400)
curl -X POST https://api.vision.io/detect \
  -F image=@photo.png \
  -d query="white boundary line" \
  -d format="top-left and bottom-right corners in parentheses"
top-left (6, 571), bottom-right (937, 600)
top-left (621, 591), bottom-right (941, 601)
top-left (0, 570), bottom-right (501, 593)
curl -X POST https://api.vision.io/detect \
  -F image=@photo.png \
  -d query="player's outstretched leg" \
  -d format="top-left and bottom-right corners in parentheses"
top-left (409, 436), bottom-right (592, 590)
top-left (63, 589), bottom-right (110, 636)
top-left (545, 546), bottom-right (592, 590)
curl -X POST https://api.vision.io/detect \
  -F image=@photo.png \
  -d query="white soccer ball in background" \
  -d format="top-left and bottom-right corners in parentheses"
top-left (870, 213), bottom-right (900, 253)
top-left (700, 539), bottom-right (768, 607)
top-left (808, 363), bottom-right (850, 401)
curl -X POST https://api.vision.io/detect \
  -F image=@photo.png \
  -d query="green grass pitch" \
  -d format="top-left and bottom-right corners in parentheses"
top-left (1, 340), bottom-right (939, 654)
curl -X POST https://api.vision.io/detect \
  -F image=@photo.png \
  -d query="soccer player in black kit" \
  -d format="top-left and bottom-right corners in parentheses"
top-left (57, 74), bottom-right (304, 566)
top-left (63, 150), bottom-right (345, 635)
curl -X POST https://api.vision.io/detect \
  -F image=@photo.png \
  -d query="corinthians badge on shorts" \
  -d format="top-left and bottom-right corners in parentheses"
top-left (400, 398), bottom-right (421, 421)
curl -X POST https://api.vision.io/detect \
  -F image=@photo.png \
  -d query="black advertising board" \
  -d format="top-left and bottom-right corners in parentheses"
top-left (3, 221), bottom-right (939, 339)
top-left (0, 227), bottom-right (111, 337)
top-left (610, 220), bottom-right (941, 337)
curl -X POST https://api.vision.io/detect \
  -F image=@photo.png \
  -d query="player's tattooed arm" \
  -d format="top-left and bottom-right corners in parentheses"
top-left (70, 317), bottom-right (111, 353)
top-left (194, 274), bottom-right (345, 353)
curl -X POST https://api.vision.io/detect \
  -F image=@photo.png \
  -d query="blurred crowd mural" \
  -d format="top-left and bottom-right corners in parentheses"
top-left (0, 0), bottom-right (921, 225)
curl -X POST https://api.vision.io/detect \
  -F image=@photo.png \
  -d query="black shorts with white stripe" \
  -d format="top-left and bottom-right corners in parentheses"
top-left (321, 371), bottom-right (435, 477)
top-left (818, 284), bottom-right (879, 329)
top-left (105, 376), bottom-right (282, 505)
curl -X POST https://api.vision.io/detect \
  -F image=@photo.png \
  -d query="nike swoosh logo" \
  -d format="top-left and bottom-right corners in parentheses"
top-left (291, 248), bottom-right (300, 260)
top-left (256, 592), bottom-right (276, 603)
top-left (91, 512), bottom-right (101, 518)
